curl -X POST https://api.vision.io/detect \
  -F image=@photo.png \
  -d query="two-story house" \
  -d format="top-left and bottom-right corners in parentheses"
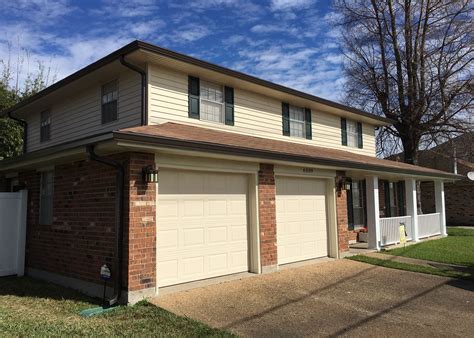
top-left (0, 41), bottom-right (458, 304)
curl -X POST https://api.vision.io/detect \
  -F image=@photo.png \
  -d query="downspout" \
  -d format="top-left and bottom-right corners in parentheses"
top-left (7, 112), bottom-right (27, 154)
top-left (86, 145), bottom-right (124, 307)
top-left (119, 55), bottom-right (147, 126)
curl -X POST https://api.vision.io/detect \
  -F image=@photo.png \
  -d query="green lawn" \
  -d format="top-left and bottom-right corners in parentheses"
top-left (383, 227), bottom-right (474, 267)
top-left (0, 276), bottom-right (233, 337)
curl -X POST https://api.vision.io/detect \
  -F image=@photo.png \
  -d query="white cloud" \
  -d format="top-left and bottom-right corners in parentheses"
top-left (270, 0), bottom-right (317, 11)
top-left (170, 24), bottom-right (212, 42)
top-left (90, 0), bottom-right (160, 18)
top-left (1, 0), bottom-right (76, 25)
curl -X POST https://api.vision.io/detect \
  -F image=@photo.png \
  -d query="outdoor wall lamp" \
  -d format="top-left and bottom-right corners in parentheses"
top-left (143, 166), bottom-right (159, 184)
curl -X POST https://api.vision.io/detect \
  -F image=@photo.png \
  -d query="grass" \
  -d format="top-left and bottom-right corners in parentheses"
top-left (347, 255), bottom-right (473, 281)
top-left (0, 276), bottom-right (234, 337)
top-left (383, 227), bottom-right (474, 267)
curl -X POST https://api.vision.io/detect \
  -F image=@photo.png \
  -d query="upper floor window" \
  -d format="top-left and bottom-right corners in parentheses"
top-left (39, 170), bottom-right (54, 225)
top-left (188, 76), bottom-right (234, 126)
top-left (282, 103), bottom-right (312, 139)
top-left (40, 110), bottom-right (51, 142)
top-left (341, 118), bottom-right (363, 148)
top-left (102, 80), bottom-right (118, 124)
top-left (200, 80), bottom-right (224, 123)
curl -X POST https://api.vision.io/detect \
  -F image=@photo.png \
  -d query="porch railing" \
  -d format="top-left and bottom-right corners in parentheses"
top-left (418, 213), bottom-right (441, 238)
top-left (379, 216), bottom-right (412, 246)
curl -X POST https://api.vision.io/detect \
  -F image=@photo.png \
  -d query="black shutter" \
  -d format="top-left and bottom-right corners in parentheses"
top-left (357, 122), bottom-right (363, 148)
top-left (341, 118), bottom-right (347, 145)
top-left (397, 181), bottom-right (406, 216)
top-left (346, 179), bottom-right (354, 231)
top-left (305, 108), bottom-right (312, 140)
top-left (383, 180), bottom-right (391, 217)
top-left (188, 76), bottom-right (200, 119)
top-left (282, 102), bottom-right (290, 136)
top-left (224, 86), bottom-right (234, 126)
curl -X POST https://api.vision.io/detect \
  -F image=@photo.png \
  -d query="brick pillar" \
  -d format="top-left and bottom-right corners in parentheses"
top-left (124, 152), bottom-right (156, 298)
top-left (335, 171), bottom-right (349, 253)
top-left (258, 163), bottom-right (277, 270)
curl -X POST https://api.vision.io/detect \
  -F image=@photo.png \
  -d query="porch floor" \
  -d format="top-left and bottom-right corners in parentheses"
top-left (342, 242), bottom-right (376, 257)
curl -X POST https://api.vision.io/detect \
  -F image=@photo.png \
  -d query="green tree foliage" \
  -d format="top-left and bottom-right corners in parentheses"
top-left (0, 51), bottom-right (54, 160)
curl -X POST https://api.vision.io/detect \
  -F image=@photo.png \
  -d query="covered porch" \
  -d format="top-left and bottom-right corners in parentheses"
top-left (345, 173), bottom-right (448, 251)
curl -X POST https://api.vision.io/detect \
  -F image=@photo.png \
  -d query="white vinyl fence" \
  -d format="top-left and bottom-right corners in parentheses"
top-left (418, 213), bottom-right (441, 239)
top-left (380, 216), bottom-right (412, 246)
top-left (0, 190), bottom-right (27, 277)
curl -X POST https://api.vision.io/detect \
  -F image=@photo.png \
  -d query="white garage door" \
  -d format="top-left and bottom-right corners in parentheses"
top-left (276, 176), bottom-right (328, 265)
top-left (156, 169), bottom-right (249, 287)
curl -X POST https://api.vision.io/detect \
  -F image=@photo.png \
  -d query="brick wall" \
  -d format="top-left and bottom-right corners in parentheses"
top-left (421, 181), bottom-right (474, 226)
top-left (335, 171), bottom-right (349, 253)
top-left (19, 152), bottom-right (157, 293)
top-left (123, 153), bottom-right (156, 292)
top-left (258, 163), bottom-right (277, 267)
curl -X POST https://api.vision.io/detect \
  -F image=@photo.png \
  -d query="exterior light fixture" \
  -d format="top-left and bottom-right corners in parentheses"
top-left (143, 166), bottom-right (159, 183)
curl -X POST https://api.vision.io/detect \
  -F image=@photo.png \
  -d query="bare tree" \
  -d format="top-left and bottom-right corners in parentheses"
top-left (335, 0), bottom-right (473, 163)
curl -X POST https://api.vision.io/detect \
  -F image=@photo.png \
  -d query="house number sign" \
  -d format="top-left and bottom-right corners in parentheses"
top-left (302, 168), bottom-right (314, 173)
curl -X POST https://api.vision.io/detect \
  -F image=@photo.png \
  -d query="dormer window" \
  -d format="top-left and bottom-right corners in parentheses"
top-left (102, 80), bottom-right (118, 124)
top-left (40, 110), bottom-right (51, 142)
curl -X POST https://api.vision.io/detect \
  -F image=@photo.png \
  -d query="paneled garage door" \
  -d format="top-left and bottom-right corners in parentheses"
top-left (156, 169), bottom-right (249, 287)
top-left (276, 176), bottom-right (328, 265)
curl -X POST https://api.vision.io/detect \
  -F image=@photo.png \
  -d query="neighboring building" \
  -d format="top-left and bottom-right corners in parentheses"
top-left (0, 41), bottom-right (458, 304)
top-left (390, 133), bottom-right (474, 226)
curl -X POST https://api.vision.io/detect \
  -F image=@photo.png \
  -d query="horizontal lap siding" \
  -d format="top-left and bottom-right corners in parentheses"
top-left (27, 69), bottom-right (142, 152)
top-left (148, 64), bottom-right (376, 156)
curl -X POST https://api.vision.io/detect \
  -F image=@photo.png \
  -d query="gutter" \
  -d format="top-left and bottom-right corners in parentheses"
top-left (119, 55), bottom-right (147, 126)
top-left (86, 145), bottom-right (124, 307)
top-left (7, 112), bottom-right (27, 154)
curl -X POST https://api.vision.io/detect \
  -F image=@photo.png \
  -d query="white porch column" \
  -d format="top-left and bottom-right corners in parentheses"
top-left (366, 176), bottom-right (380, 250)
top-left (434, 181), bottom-right (447, 236)
top-left (405, 178), bottom-right (419, 242)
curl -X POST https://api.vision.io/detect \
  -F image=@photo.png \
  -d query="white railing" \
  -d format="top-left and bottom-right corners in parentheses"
top-left (379, 216), bottom-right (412, 246)
top-left (418, 213), bottom-right (441, 238)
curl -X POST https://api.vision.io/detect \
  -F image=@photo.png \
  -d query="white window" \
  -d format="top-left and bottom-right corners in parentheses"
top-left (289, 105), bottom-right (305, 138)
top-left (102, 80), bottom-right (118, 124)
top-left (40, 110), bottom-right (51, 142)
top-left (200, 81), bottom-right (224, 123)
top-left (346, 120), bottom-right (359, 147)
top-left (39, 170), bottom-right (54, 225)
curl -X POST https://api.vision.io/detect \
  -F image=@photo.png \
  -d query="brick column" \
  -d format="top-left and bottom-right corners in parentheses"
top-left (124, 153), bottom-right (156, 299)
top-left (335, 171), bottom-right (349, 254)
top-left (258, 163), bottom-right (277, 270)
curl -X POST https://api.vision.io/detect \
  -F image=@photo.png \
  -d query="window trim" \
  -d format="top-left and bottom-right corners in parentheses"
top-left (199, 80), bottom-right (225, 124)
top-left (288, 105), bottom-right (305, 138)
top-left (39, 170), bottom-right (54, 225)
top-left (101, 79), bottom-right (119, 125)
top-left (40, 110), bottom-right (51, 143)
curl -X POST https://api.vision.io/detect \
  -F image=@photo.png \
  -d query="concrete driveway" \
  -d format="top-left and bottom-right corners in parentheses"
top-left (153, 260), bottom-right (474, 337)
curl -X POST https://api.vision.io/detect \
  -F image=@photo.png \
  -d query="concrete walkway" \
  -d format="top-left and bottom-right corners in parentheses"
top-left (153, 259), bottom-right (474, 337)
top-left (365, 252), bottom-right (474, 274)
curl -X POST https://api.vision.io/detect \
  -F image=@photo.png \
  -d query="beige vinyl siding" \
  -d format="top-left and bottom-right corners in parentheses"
top-left (27, 69), bottom-right (141, 152)
top-left (148, 64), bottom-right (376, 156)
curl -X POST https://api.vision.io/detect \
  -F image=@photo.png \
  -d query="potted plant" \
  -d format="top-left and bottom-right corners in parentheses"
top-left (358, 226), bottom-right (369, 242)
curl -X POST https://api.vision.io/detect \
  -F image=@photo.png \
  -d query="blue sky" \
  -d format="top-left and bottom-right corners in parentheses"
top-left (1, 0), bottom-right (345, 101)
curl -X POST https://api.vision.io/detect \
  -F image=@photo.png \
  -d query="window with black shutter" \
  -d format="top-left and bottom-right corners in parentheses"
top-left (282, 103), bottom-right (312, 139)
top-left (342, 118), bottom-right (363, 149)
